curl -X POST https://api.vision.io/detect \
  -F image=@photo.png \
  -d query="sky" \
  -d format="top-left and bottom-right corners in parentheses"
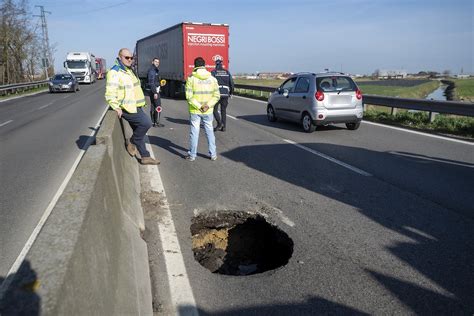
top-left (28, 0), bottom-right (473, 75)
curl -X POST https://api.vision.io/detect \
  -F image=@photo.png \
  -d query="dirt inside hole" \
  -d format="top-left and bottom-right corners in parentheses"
top-left (191, 211), bottom-right (293, 276)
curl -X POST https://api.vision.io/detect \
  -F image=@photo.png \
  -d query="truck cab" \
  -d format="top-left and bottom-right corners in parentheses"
top-left (64, 52), bottom-right (97, 84)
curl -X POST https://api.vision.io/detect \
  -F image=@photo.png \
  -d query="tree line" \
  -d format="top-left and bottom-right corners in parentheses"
top-left (0, 0), bottom-right (52, 85)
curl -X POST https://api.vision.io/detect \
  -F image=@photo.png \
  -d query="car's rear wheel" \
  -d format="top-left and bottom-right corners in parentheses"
top-left (302, 113), bottom-right (316, 133)
top-left (267, 105), bottom-right (277, 122)
top-left (346, 122), bottom-right (361, 130)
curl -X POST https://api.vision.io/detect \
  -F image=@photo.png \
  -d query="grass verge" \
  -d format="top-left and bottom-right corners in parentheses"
top-left (0, 86), bottom-right (48, 100)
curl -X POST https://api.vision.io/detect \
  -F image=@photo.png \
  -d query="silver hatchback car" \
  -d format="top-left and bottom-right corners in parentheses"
top-left (267, 72), bottom-right (363, 132)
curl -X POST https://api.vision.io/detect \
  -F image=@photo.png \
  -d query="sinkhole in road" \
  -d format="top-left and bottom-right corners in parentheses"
top-left (191, 211), bottom-right (293, 276)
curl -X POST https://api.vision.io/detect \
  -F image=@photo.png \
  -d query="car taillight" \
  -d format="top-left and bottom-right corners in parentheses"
top-left (356, 89), bottom-right (362, 100)
top-left (315, 90), bottom-right (324, 101)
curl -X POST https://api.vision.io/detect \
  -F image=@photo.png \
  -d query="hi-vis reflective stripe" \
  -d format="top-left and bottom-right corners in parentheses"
top-left (121, 98), bottom-right (145, 105)
top-left (106, 82), bottom-right (120, 87)
top-left (193, 91), bottom-right (214, 95)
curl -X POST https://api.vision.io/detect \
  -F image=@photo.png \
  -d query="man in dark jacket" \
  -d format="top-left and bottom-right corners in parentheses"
top-left (147, 57), bottom-right (162, 127)
top-left (211, 59), bottom-right (234, 132)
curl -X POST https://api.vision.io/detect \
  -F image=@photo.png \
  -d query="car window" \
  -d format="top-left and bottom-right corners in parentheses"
top-left (317, 76), bottom-right (356, 92)
top-left (294, 77), bottom-right (310, 93)
top-left (54, 75), bottom-right (72, 80)
top-left (280, 77), bottom-right (297, 92)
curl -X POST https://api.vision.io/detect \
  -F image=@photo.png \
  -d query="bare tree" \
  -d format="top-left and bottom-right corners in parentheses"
top-left (0, 0), bottom-right (40, 84)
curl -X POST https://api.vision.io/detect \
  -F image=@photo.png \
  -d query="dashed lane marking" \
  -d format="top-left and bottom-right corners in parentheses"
top-left (283, 139), bottom-right (372, 176)
top-left (38, 102), bottom-right (53, 110)
top-left (0, 120), bottom-right (13, 127)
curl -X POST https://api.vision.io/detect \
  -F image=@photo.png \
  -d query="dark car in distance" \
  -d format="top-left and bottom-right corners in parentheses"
top-left (49, 74), bottom-right (80, 93)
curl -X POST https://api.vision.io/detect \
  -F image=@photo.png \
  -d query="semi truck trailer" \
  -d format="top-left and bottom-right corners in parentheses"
top-left (64, 52), bottom-right (97, 84)
top-left (135, 22), bottom-right (229, 98)
top-left (95, 57), bottom-right (107, 80)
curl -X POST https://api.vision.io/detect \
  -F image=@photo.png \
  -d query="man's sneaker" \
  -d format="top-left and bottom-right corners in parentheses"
top-left (211, 156), bottom-right (217, 161)
top-left (185, 155), bottom-right (195, 161)
top-left (213, 124), bottom-right (222, 132)
top-left (126, 141), bottom-right (138, 157)
top-left (141, 157), bottom-right (160, 165)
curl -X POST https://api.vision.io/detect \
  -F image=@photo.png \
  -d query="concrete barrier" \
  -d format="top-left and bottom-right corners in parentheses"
top-left (0, 111), bottom-right (152, 315)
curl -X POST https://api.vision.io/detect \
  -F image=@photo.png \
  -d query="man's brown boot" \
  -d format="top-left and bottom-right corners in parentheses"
top-left (141, 157), bottom-right (160, 165)
top-left (126, 142), bottom-right (138, 157)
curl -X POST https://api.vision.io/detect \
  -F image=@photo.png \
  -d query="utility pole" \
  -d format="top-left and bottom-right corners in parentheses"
top-left (34, 5), bottom-right (53, 79)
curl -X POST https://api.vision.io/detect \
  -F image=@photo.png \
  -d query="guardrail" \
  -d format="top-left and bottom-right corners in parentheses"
top-left (0, 80), bottom-right (49, 96)
top-left (234, 84), bottom-right (474, 118)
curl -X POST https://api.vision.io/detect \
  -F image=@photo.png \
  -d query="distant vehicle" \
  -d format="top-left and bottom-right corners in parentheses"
top-left (135, 22), bottom-right (229, 98)
top-left (95, 57), bottom-right (107, 80)
top-left (267, 72), bottom-right (363, 133)
top-left (49, 74), bottom-right (79, 93)
top-left (64, 52), bottom-right (97, 84)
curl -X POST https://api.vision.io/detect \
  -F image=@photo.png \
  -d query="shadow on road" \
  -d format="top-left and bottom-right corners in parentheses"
top-left (237, 114), bottom-right (346, 132)
top-left (221, 142), bottom-right (474, 314)
top-left (179, 296), bottom-right (370, 315)
top-left (165, 116), bottom-right (189, 125)
top-left (0, 260), bottom-right (40, 315)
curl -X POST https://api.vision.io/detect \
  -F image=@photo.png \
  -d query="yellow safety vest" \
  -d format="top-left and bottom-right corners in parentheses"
top-left (186, 67), bottom-right (220, 115)
top-left (105, 60), bottom-right (145, 113)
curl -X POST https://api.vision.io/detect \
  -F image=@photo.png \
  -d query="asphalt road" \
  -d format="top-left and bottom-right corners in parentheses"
top-left (1, 87), bottom-right (473, 314)
top-left (0, 82), bottom-right (107, 277)
top-left (147, 95), bottom-right (474, 315)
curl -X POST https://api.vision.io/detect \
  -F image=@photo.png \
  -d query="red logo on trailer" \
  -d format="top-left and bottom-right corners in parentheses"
top-left (182, 24), bottom-right (229, 79)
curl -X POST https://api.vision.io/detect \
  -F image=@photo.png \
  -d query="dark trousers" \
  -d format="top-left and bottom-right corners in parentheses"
top-left (121, 107), bottom-right (152, 157)
top-left (213, 97), bottom-right (229, 127)
top-left (149, 94), bottom-right (162, 124)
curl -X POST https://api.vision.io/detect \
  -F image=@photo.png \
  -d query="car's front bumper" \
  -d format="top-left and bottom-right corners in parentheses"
top-left (50, 84), bottom-right (74, 92)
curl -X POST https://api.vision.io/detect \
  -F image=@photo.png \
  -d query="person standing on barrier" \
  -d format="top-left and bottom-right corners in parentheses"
top-left (185, 57), bottom-right (220, 162)
top-left (211, 59), bottom-right (234, 132)
top-left (147, 57), bottom-right (163, 127)
top-left (105, 48), bottom-right (160, 165)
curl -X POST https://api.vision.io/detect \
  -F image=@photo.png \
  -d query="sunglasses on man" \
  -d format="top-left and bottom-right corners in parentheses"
top-left (122, 56), bottom-right (134, 60)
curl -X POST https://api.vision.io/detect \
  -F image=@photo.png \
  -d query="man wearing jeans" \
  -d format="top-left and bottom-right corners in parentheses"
top-left (105, 48), bottom-right (159, 165)
top-left (185, 57), bottom-right (220, 161)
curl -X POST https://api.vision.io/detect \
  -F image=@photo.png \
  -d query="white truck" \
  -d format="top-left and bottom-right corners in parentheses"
top-left (64, 52), bottom-right (97, 84)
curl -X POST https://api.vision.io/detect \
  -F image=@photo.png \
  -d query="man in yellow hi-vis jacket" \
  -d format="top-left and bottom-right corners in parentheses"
top-left (105, 48), bottom-right (159, 165)
top-left (185, 57), bottom-right (220, 161)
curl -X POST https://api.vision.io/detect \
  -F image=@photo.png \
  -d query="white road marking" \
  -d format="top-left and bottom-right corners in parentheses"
top-left (271, 206), bottom-right (295, 227)
top-left (0, 105), bottom-right (109, 300)
top-left (363, 121), bottom-right (473, 145)
top-left (38, 102), bottom-right (53, 110)
top-left (145, 140), bottom-right (198, 316)
top-left (227, 114), bottom-right (238, 120)
top-left (389, 151), bottom-right (474, 168)
top-left (0, 89), bottom-right (48, 103)
top-left (234, 95), bottom-right (267, 104)
top-left (0, 120), bottom-right (13, 127)
top-left (63, 94), bottom-right (71, 99)
top-left (283, 139), bottom-right (372, 176)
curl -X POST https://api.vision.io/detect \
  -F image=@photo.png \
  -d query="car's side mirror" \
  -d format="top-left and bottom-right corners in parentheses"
top-left (283, 89), bottom-right (289, 97)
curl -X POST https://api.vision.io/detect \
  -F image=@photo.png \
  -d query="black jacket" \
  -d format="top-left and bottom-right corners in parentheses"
top-left (147, 66), bottom-right (161, 95)
top-left (211, 65), bottom-right (234, 97)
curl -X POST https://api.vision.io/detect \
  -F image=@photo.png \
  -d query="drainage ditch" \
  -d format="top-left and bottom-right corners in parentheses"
top-left (191, 211), bottom-right (293, 276)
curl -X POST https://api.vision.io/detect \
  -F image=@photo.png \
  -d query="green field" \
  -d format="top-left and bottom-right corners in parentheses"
top-left (356, 81), bottom-right (439, 99)
top-left (453, 79), bottom-right (474, 102)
